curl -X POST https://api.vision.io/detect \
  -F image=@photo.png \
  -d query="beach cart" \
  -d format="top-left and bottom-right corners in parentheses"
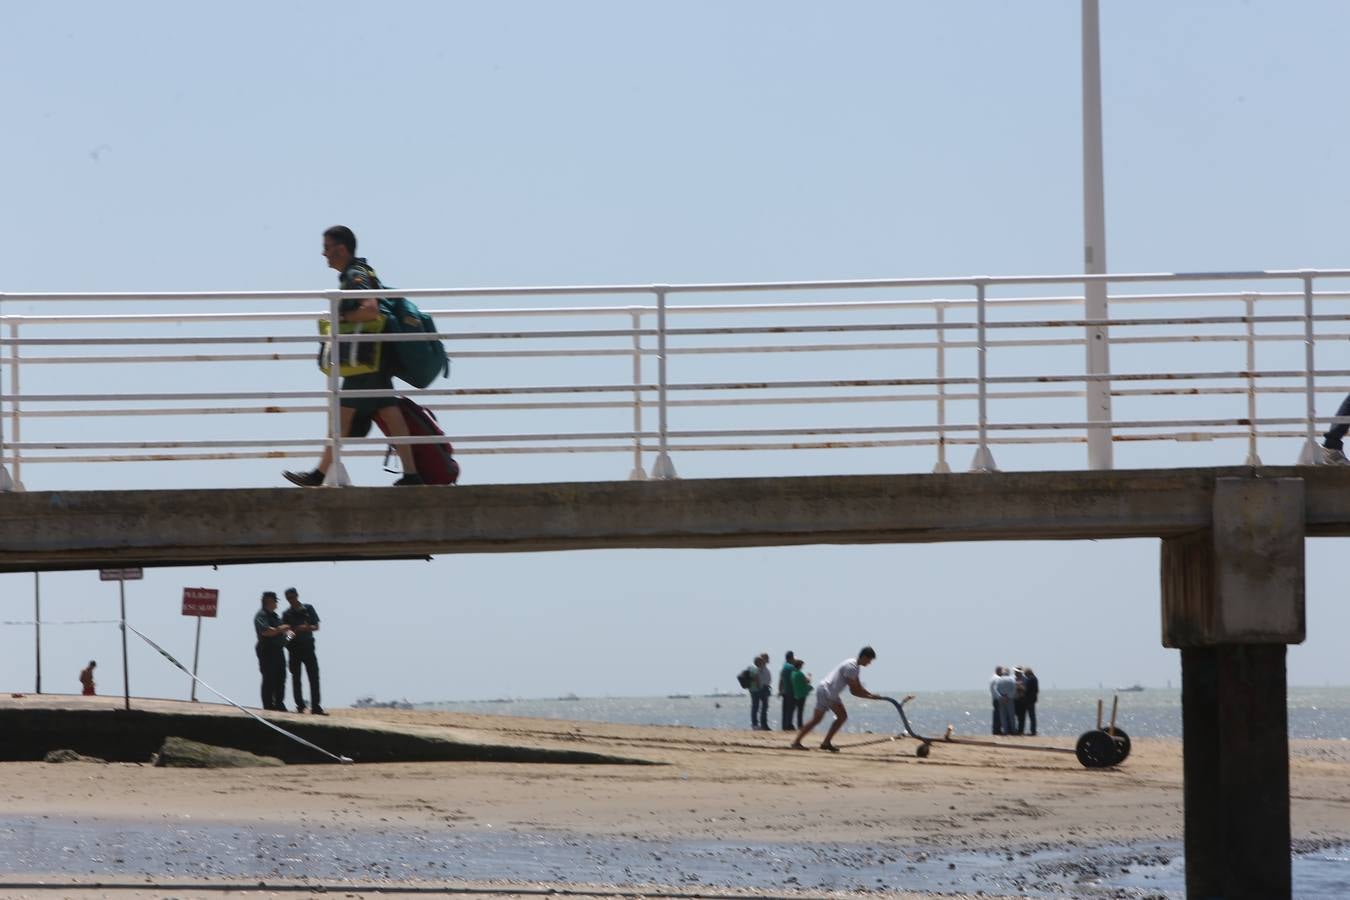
top-left (883, 694), bottom-right (1132, 769)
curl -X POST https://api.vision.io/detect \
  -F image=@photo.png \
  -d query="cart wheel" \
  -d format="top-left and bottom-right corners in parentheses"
top-left (1101, 727), bottom-right (1131, 763)
top-left (1075, 729), bottom-right (1119, 768)
top-left (915, 743), bottom-right (931, 758)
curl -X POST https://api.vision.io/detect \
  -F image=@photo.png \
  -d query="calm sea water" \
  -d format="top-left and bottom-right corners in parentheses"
top-left (421, 686), bottom-right (1350, 741)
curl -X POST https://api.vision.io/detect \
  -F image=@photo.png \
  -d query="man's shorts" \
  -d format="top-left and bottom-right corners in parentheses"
top-left (340, 371), bottom-right (398, 414)
top-left (814, 684), bottom-right (843, 714)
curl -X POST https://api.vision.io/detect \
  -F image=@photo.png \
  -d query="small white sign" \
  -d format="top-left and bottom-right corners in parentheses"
top-left (99, 567), bottom-right (144, 582)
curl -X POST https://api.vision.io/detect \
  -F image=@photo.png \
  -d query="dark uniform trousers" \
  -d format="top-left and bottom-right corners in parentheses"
top-left (256, 643), bottom-right (287, 710)
top-left (287, 643), bottom-right (321, 711)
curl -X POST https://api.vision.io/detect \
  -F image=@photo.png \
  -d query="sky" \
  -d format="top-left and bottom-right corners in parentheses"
top-left (2, 1), bottom-right (1350, 708)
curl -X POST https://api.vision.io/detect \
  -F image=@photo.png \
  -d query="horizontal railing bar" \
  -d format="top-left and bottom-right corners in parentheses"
top-left (4, 412), bottom-right (1311, 453)
top-left (6, 266), bottom-right (1350, 305)
top-left (10, 366), bottom-right (1350, 406)
top-left (1, 326), bottom-right (1341, 367)
top-left (6, 289), bottom-right (1350, 327)
top-left (6, 327), bottom-right (1347, 368)
top-left (1, 425), bottom-right (1308, 467)
top-left (6, 311), bottom-right (1348, 351)
top-left (13, 379), bottom-right (1350, 422)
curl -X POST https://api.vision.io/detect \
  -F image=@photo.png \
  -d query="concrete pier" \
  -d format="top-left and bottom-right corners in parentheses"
top-left (1, 464), bottom-right (1338, 898)
top-left (1162, 478), bottom-right (1305, 899)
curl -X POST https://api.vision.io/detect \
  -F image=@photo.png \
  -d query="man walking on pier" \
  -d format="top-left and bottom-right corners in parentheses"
top-left (283, 225), bottom-right (421, 487)
top-left (790, 646), bottom-right (880, 752)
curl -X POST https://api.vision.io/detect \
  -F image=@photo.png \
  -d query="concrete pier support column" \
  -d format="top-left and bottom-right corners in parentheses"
top-left (1162, 477), bottom-right (1304, 900)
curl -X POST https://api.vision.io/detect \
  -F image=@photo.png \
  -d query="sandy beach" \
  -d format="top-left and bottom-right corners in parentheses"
top-left (2, 704), bottom-right (1349, 898)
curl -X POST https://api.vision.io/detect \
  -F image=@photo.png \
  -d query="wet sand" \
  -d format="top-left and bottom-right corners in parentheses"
top-left (2, 703), bottom-right (1348, 898)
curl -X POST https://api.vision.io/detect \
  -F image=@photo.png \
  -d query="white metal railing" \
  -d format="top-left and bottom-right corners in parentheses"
top-left (3, 268), bottom-right (1350, 490)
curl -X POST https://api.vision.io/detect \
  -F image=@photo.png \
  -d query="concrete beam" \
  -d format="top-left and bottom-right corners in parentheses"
top-left (1, 466), bottom-right (1348, 574)
top-left (1161, 478), bottom-right (1306, 647)
top-left (0, 467), bottom-right (1235, 572)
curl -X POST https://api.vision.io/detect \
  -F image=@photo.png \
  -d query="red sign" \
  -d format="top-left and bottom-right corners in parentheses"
top-left (181, 587), bottom-right (219, 618)
top-left (99, 567), bottom-right (143, 581)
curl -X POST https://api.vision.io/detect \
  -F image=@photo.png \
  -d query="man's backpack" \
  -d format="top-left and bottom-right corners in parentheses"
top-left (379, 296), bottom-right (450, 389)
top-left (331, 261), bottom-right (449, 388)
top-left (736, 667), bottom-right (755, 690)
top-left (350, 398), bottom-right (460, 485)
top-left (379, 397), bottom-right (460, 485)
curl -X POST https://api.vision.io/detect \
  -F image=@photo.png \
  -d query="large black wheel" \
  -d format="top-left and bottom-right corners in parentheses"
top-left (1076, 729), bottom-right (1119, 768)
top-left (915, 742), bottom-right (931, 758)
top-left (1101, 727), bottom-right (1131, 763)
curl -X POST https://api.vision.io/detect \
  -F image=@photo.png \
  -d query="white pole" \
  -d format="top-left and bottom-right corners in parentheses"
top-left (119, 579), bottom-right (130, 711)
top-left (323, 293), bottom-right (350, 486)
top-left (969, 283), bottom-right (998, 472)
top-left (1298, 275), bottom-right (1322, 464)
top-left (33, 573), bottom-right (41, 694)
top-left (651, 289), bottom-right (677, 479)
top-left (8, 321), bottom-right (23, 490)
top-left (629, 310), bottom-right (646, 480)
top-left (933, 304), bottom-right (951, 473)
top-left (1082, 0), bottom-right (1114, 469)
top-left (1244, 294), bottom-right (1262, 466)
top-left (0, 308), bottom-right (13, 492)
top-left (190, 616), bottom-right (202, 702)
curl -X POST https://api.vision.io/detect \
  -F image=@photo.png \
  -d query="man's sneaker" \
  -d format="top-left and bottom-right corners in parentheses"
top-left (1322, 446), bottom-right (1350, 466)
top-left (283, 469), bottom-right (325, 487)
top-left (311, 706), bottom-right (327, 716)
top-left (393, 473), bottom-right (425, 486)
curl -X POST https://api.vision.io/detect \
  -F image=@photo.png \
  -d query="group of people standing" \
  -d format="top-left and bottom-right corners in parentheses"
top-left (988, 665), bottom-right (1038, 736)
top-left (745, 651), bottom-right (814, 732)
top-left (253, 588), bottom-right (324, 714)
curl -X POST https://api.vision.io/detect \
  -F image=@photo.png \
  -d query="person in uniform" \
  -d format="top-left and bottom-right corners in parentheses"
top-left (253, 591), bottom-right (291, 711)
top-left (282, 587), bottom-right (324, 715)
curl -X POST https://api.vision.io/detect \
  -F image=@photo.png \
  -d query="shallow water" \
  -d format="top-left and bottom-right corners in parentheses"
top-left (3, 815), bottom-right (1348, 898)
top-left (421, 685), bottom-right (1350, 741)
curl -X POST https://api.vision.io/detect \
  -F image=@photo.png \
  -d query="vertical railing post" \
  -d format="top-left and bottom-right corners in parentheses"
top-left (1243, 294), bottom-right (1262, 466)
top-left (969, 282), bottom-right (998, 472)
top-left (8, 321), bottom-right (24, 491)
top-left (628, 309), bottom-right (647, 480)
top-left (0, 302), bottom-right (15, 492)
top-left (1297, 275), bottom-right (1322, 465)
top-left (933, 303), bottom-right (951, 474)
top-left (323, 292), bottom-right (351, 486)
top-left (650, 288), bottom-right (678, 479)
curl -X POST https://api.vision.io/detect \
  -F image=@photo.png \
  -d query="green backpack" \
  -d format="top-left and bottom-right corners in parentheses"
top-left (378, 296), bottom-right (450, 389)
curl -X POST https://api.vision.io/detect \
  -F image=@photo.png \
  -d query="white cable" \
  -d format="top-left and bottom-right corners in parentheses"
top-left (124, 623), bottom-right (353, 764)
top-left (1, 619), bottom-right (120, 626)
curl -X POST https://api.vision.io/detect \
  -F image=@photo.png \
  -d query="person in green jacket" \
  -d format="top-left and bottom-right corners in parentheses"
top-left (789, 658), bottom-right (812, 730)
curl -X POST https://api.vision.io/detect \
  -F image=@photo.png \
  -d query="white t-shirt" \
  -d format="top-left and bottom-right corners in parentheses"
top-left (819, 658), bottom-right (861, 703)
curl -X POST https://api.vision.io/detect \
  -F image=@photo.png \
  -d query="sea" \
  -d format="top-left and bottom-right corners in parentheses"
top-left (419, 685), bottom-right (1350, 741)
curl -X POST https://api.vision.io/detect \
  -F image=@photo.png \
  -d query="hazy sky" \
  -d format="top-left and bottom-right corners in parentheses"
top-left (3, 1), bottom-right (1349, 708)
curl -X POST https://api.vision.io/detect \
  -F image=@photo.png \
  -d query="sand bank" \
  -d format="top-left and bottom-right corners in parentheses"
top-left (1, 702), bottom-right (1347, 898)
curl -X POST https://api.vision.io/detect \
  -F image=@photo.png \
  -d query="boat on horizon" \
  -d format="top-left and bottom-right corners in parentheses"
top-left (1116, 684), bottom-right (1145, 692)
